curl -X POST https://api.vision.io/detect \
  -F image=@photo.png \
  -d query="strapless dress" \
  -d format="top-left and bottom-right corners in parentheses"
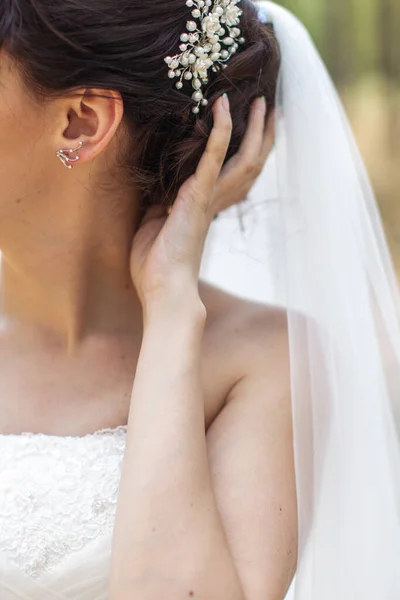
top-left (0, 425), bottom-right (128, 599)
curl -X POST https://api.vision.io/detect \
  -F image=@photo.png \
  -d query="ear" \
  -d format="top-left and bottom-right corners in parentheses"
top-left (55, 88), bottom-right (124, 164)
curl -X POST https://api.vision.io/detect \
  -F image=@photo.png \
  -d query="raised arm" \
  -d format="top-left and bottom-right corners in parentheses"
top-left (108, 94), bottom-right (273, 600)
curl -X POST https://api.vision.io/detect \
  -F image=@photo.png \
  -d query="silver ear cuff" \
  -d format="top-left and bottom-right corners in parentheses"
top-left (56, 140), bottom-right (84, 169)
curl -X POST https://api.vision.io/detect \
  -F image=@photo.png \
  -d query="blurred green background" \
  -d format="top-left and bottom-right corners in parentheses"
top-left (276, 0), bottom-right (400, 270)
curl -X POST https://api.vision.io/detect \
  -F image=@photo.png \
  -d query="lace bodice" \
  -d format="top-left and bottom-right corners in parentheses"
top-left (0, 425), bottom-right (127, 582)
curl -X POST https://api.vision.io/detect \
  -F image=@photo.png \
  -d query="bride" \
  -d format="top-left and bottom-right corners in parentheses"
top-left (0, 1), bottom-right (399, 599)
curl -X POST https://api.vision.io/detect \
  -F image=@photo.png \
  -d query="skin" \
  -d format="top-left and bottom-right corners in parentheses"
top-left (0, 49), bottom-right (297, 600)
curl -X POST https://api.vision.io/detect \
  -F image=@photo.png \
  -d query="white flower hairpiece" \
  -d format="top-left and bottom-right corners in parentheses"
top-left (164, 0), bottom-right (245, 114)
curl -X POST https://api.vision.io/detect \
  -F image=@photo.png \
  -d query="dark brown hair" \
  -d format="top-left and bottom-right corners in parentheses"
top-left (1, 0), bottom-right (280, 209)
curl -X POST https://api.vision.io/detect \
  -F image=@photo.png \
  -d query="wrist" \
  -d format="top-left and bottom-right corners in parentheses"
top-left (142, 291), bottom-right (206, 329)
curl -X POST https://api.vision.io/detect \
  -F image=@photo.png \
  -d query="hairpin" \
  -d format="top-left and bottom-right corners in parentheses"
top-left (165, 0), bottom-right (245, 114)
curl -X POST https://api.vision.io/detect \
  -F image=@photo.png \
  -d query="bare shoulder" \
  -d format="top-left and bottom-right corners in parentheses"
top-left (199, 279), bottom-right (290, 368)
top-left (198, 280), bottom-right (291, 425)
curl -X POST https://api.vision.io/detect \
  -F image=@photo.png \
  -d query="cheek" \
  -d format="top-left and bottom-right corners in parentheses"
top-left (0, 83), bottom-right (47, 202)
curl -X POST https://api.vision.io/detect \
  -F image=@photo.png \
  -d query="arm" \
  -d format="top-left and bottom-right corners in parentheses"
top-left (109, 301), bottom-right (245, 600)
top-left (109, 95), bottom-right (274, 600)
top-left (206, 310), bottom-right (297, 600)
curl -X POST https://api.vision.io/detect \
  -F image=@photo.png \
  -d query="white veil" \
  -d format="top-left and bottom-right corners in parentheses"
top-left (202, 2), bottom-right (400, 598)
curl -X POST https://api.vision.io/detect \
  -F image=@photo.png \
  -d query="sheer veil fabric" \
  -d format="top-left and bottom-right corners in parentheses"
top-left (1, 2), bottom-right (400, 599)
top-left (204, 2), bottom-right (400, 598)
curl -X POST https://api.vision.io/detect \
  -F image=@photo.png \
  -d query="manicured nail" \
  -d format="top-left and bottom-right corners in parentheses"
top-left (222, 93), bottom-right (230, 112)
top-left (258, 96), bottom-right (267, 113)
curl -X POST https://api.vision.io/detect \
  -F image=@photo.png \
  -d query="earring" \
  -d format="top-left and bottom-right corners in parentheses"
top-left (56, 140), bottom-right (84, 169)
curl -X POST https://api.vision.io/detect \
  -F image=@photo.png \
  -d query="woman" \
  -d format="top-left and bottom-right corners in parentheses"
top-left (0, 1), bottom-right (399, 600)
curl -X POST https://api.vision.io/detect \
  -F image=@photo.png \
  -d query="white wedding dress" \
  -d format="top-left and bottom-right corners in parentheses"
top-left (0, 425), bottom-right (128, 600)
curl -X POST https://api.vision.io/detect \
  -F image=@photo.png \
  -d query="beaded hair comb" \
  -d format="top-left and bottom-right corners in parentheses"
top-left (164, 0), bottom-right (245, 114)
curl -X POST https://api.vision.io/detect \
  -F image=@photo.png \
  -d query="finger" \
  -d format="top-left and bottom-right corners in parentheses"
top-left (260, 108), bottom-right (275, 162)
top-left (212, 99), bottom-right (269, 213)
top-left (194, 94), bottom-right (232, 196)
top-left (237, 96), bottom-right (267, 161)
top-left (139, 204), bottom-right (168, 227)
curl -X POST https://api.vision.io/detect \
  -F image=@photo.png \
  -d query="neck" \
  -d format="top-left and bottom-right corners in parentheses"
top-left (0, 183), bottom-right (144, 352)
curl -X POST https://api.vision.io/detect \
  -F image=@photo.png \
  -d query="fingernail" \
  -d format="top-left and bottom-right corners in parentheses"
top-left (222, 93), bottom-right (230, 112)
top-left (259, 96), bottom-right (267, 113)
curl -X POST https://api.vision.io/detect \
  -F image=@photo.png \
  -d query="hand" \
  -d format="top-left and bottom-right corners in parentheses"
top-left (212, 98), bottom-right (275, 213)
top-left (130, 95), bottom-right (274, 311)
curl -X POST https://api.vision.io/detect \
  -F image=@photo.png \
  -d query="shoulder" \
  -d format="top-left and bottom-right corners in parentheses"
top-left (199, 281), bottom-right (291, 419)
top-left (200, 279), bottom-right (289, 364)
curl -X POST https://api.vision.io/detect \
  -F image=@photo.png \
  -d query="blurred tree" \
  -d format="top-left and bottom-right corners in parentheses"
top-left (377, 0), bottom-right (400, 153)
top-left (272, 0), bottom-right (400, 267)
top-left (378, 0), bottom-right (399, 82)
top-left (323, 0), bottom-right (355, 85)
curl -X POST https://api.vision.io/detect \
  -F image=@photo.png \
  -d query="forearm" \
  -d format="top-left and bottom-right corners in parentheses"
top-left (109, 299), bottom-right (245, 600)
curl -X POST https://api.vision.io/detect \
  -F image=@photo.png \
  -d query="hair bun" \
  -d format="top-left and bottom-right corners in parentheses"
top-left (2, 0), bottom-right (279, 210)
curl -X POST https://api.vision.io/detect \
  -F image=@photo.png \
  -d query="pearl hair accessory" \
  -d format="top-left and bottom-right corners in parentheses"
top-left (164, 0), bottom-right (245, 114)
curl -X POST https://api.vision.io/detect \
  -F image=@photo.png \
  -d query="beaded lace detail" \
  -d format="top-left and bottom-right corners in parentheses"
top-left (0, 425), bottom-right (127, 579)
